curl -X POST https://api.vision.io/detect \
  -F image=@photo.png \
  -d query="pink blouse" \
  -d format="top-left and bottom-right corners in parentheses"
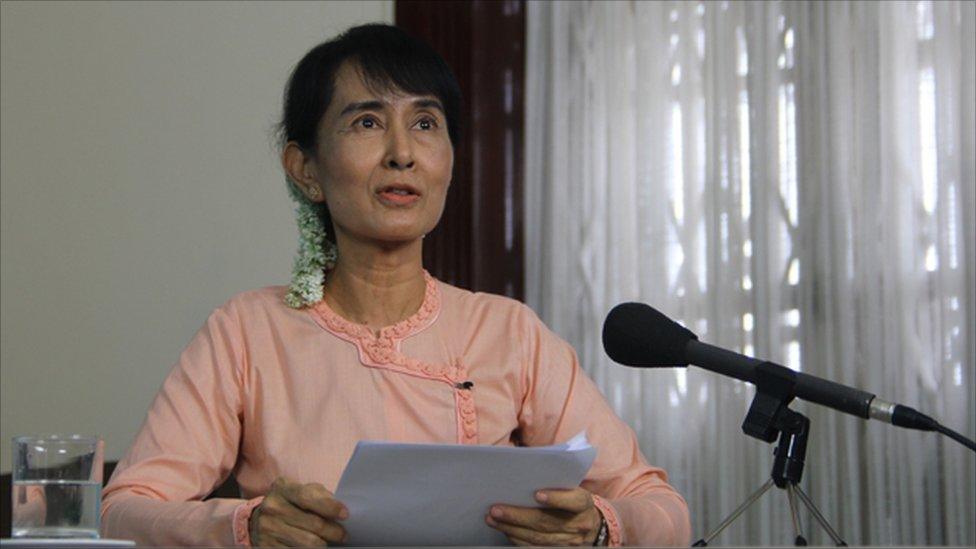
top-left (101, 273), bottom-right (691, 546)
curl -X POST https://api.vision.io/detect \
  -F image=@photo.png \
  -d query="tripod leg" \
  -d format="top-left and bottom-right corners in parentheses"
top-left (785, 484), bottom-right (807, 546)
top-left (793, 485), bottom-right (847, 546)
top-left (692, 478), bottom-right (775, 547)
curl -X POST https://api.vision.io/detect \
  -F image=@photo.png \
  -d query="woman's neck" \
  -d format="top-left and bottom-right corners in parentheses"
top-left (323, 237), bottom-right (427, 335)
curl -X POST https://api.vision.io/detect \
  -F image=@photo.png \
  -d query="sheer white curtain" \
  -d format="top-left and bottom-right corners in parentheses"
top-left (524, 1), bottom-right (975, 545)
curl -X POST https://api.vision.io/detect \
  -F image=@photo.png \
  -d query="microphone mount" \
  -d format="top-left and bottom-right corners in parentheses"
top-left (742, 361), bottom-right (800, 443)
top-left (693, 361), bottom-right (847, 546)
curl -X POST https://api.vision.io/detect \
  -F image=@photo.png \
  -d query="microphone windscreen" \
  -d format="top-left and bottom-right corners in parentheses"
top-left (602, 302), bottom-right (698, 367)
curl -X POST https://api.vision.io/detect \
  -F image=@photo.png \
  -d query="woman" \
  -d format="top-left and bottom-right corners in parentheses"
top-left (101, 24), bottom-right (691, 547)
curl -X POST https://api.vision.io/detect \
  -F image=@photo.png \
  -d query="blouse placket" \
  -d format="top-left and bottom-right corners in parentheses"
top-left (309, 272), bottom-right (479, 445)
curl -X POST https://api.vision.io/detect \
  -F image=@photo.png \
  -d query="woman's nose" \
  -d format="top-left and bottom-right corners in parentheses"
top-left (384, 125), bottom-right (415, 170)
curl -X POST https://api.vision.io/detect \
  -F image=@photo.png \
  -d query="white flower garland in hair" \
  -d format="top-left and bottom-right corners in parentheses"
top-left (284, 178), bottom-right (337, 308)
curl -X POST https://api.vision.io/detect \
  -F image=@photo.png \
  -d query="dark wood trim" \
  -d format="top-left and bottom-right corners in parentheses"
top-left (397, 0), bottom-right (526, 300)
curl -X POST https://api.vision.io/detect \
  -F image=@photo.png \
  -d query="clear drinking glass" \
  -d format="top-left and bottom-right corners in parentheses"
top-left (11, 434), bottom-right (103, 538)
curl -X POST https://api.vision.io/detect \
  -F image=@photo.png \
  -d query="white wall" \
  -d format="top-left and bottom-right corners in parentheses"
top-left (0, 0), bottom-right (394, 472)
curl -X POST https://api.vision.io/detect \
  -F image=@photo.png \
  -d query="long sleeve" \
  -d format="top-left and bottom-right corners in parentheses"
top-left (101, 305), bottom-right (255, 546)
top-left (516, 307), bottom-right (691, 547)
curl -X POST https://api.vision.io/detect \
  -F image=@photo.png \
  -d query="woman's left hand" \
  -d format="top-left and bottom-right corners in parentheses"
top-left (485, 487), bottom-right (603, 546)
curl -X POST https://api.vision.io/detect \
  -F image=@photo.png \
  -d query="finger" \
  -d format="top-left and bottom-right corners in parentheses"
top-left (267, 519), bottom-right (328, 547)
top-left (259, 494), bottom-right (344, 544)
top-left (265, 477), bottom-right (301, 510)
top-left (489, 505), bottom-right (572, 534)
top-left (270, 476), bottom-right (301, 496)
top-left (264, 487), bottom-right (347, 543)
top-left (282, 482), bottom-right (348, 520)
top-left (260, 491), bottom-right (309, 522)
top-left (281, 511), bottom-right (347, 545)
top-left (487, 515), bottom-right (585, 546)
top-left (536, 488), bottom-right (592, 513)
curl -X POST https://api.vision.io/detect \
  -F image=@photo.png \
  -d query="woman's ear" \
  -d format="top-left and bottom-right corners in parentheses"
top-left (281, 142), bottom-right (325, 202)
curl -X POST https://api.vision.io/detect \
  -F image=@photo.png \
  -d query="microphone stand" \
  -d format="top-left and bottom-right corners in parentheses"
top-left (692, 362), bottom-right (846, 547)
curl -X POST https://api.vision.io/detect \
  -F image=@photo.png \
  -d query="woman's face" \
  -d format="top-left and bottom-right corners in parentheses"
top-left (309, 61), bottom-right (454, 248)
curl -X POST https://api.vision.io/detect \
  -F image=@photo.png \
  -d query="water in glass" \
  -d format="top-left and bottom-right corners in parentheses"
top-left (12, 480), bottom-right (101, 538)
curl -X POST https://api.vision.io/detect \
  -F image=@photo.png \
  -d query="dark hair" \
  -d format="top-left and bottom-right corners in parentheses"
top-left (278, 23), bottom-right (462, 152)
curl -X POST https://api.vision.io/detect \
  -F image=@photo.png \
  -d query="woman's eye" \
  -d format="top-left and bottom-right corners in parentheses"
top-left (356, 116), bottom-right (379, 129)
top-left (416, 117), bottom-right (438, 130)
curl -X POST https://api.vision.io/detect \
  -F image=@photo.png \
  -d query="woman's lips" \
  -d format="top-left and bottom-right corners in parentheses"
top-left (377, 188), bottom-right (421, 207)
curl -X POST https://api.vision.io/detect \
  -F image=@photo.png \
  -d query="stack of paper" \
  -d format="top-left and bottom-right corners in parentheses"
top-left (334, 432), bottom-right (597, 546)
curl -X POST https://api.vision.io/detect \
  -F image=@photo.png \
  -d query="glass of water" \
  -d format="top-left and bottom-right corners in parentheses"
top-left (12, 434), bottom-right (104, 538)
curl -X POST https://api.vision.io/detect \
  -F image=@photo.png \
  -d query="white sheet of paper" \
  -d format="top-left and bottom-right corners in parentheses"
top-left (334, 432), bottom-right (597, 546)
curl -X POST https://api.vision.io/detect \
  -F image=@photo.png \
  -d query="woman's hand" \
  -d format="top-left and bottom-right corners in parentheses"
top-left (485, 487), bottom-right (604, 546)
top-left (250, 477), bottom-right (348, 547)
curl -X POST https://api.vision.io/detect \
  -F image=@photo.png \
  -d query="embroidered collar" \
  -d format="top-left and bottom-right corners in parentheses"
top-left (305, 271), bottom-right (476, 444)
top-left (309, 270), bottom-right (441, 344)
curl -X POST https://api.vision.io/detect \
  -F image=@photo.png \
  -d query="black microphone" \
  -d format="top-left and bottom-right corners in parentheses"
top-left (602, 302), bottom-right (940, 431)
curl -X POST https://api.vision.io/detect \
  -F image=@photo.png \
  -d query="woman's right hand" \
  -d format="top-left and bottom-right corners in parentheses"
top-left (249, 477), bottom-right (349, 547)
